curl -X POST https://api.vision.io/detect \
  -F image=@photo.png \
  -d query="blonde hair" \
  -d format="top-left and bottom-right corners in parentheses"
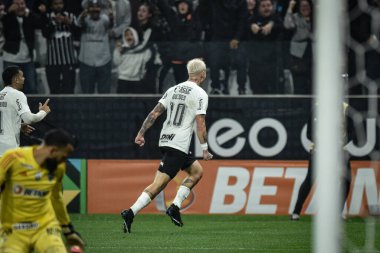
top-left (187, 58), bottom-right (206, 74)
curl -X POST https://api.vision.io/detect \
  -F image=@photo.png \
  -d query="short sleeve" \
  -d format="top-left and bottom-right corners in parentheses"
top-left (158, 90), bottom-right (170, 109)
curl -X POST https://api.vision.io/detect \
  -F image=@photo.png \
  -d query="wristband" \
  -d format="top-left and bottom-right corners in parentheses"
top-left (62, 223), bottom-right (74, 235)
top-left (201, 143), bottom-right (208, 151)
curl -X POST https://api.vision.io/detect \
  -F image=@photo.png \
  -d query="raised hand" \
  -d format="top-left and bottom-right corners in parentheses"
top-left (39, 98), bottom-right (51, 114)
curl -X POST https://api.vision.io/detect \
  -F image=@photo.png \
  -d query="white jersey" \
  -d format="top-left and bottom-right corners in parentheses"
top-left (0, 86), bottom-right (31, 156)
top-left (158, 81), bottom-right (208, 154)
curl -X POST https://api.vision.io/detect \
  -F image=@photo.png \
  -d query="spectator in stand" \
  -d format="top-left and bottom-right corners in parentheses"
top-left (134, 1), bottom-right (166, 94)
top-left (0, 1), bottom-right (5, 76)
top-left (41, 0), bottom-right (78, 94)
top-left (247, 0), bottom-right (256, 15)
top-left (199, 0), bottom-right (248, 95)
top-left (272, 0), bottom-right (289, 18)
top-left (63, 0), bottom-right (83, 55)
top-left (82, 0), bottom-right (132, 46)
top-left (109, 0), bottom-right (131, 40)
top-left (76, 0), bottom-right (113, 93)
top-left (236, 0), bottom-right (256, 94)
top-left (247, 0), bottom-right (283, 94)
top-left (155, 0), bottom-right (203, 93)
top-left (284, 0), bottom-right (313, 95)
top-left (64, 0), bottom-right (83, 16)
top-left (1, 0), bottom-right (46, 94)
top-left (113, 26), bottom-right (151, 93)
top-left (82, 0), bottom-right (109, 9)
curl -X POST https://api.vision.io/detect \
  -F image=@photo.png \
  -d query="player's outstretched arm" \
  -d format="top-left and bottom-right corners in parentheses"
top-left (135, 102), bottom-right (166, 147)
top-left (195, 114), bottom-right (213, 161)
top-left (20, 98), bottom-right (51, 124)
top-left (51, 167), bottom-right (85, 250)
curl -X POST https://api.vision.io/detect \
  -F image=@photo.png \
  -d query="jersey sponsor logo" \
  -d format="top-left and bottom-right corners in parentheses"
top-left (16, 99), bottom-right (22, 111)
top-left (0, 101), bottom-right (7, 107)
top-left (13, 222), bottom-right (39, 230)
top-left (13, 184), bottom-right (49, 197)
top-left (160, 134), bottom-right (175, 141)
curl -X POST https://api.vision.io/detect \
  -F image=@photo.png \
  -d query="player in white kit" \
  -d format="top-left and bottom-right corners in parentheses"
top-left (0, 66), bottom-right (51, 156)
top-left (121, 58), bottom-right (213, 233)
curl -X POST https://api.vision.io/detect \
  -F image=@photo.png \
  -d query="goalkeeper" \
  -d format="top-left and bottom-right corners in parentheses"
top-left (0, 129), bottom-right (85, 252)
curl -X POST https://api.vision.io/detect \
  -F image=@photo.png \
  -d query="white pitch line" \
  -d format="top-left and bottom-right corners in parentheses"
top-left (86, 246), bottom-right (310, 251)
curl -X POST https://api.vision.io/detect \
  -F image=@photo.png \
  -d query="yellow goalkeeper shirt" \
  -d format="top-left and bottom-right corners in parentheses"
top-left (0, 146), bottom-right (70, 230)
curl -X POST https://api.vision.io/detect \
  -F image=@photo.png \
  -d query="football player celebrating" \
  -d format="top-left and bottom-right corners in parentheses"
top-left (0, 65), bottom-right (51, 156)
top-left (121, 58), bottom-right (213, 233)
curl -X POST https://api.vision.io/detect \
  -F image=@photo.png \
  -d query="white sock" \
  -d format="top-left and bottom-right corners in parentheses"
top-left (130, 192), bottom-right (151, 215)
top-left (172, 185), bottom-right (190, 208)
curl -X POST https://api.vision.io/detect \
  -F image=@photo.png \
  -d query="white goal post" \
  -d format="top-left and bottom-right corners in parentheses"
top-left (314, 0), bottom-right (346, 252)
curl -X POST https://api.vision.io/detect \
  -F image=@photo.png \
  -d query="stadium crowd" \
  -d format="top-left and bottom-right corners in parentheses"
top-left (0, 0), bottom-right (378, 95)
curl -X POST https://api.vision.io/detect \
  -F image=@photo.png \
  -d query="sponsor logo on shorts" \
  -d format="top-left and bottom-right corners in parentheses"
top-left (46, 227), bottom-right (61, 235)
top-left (13, 222), bottom-right (39, 230)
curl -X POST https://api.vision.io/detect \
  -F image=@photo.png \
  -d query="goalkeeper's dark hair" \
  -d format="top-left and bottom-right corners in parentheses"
top-left (2, 65), bottom-right (20, 86)
top-left (44, 129), bottom-right (76, 148)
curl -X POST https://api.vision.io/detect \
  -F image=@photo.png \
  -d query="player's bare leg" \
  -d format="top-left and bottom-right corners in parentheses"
top-left (167, 161), bottom-right (204, 227)
top-left (122, 171), bottom-right (171, 233)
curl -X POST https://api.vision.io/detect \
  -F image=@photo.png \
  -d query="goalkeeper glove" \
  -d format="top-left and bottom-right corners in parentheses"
top-left (62, 223), bottom-right (85, 250)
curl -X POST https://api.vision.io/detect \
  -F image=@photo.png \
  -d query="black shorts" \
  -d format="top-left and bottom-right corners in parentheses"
top-left (158, 147), bottom-right (196, 179)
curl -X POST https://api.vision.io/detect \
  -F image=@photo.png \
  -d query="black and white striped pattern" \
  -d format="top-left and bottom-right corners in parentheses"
top-left (46, 11), bottom-right (77, 66)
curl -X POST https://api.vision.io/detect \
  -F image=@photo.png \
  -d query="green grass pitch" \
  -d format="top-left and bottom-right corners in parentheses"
top-left (70, 214), bottom-right (380, 253)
